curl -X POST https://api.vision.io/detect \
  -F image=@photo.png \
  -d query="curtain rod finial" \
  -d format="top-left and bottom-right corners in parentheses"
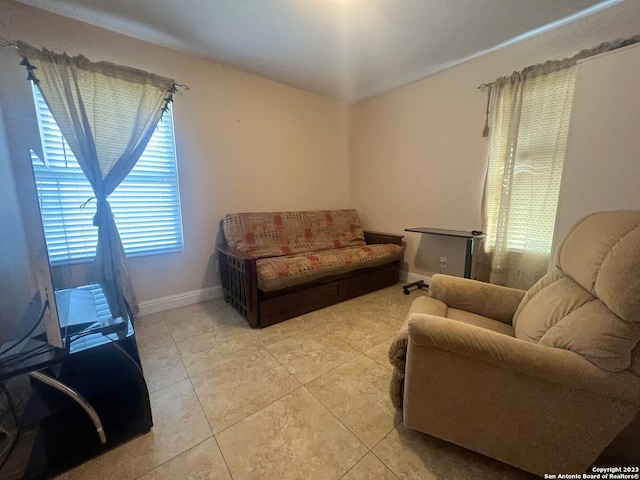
top-left (0, 38), bottom-right (18, 49)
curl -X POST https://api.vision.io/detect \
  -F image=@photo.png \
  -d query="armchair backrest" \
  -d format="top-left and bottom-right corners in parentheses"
top-left (555, 210), bottom-right (640, 323)
top-left (513, 210), bottom-right (640, 373)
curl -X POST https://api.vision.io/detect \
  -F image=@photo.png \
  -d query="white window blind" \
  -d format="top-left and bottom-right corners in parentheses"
top-left (31, 86), bottom-right (183, 265)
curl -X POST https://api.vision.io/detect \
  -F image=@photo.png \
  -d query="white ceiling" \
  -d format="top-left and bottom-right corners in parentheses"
top-left (15, 0), bottom-right (620, 103)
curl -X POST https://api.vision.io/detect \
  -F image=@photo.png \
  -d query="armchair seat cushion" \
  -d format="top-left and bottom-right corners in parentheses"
top-left (388, 295), bottom-right (514, 409)
top-left (447, 309), bottom-right (515, 337)
top-left (257, 243), bottom-right (404, 292)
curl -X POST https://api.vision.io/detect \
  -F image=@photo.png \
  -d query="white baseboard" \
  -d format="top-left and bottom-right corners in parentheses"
top-left (400, 270), bottom-right (432, 286)
top-left (138, 272), bottom-right (431, 317)
top-left (137, 286), bottom-right (223, 317)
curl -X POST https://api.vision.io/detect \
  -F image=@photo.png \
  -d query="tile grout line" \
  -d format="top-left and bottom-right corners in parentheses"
top-left (130, 435), bottom-right (229, 480)
top-left (302, 356), bottom-right (399, 451)
top-left (212, 383), bottom-right (306, 437)
top-left (176, 322), bottom-right (236, 480)
top-left (206, 338), bottom-right (366, 438)
top-left (300, 382), bottom-right (371, 477)
top-left (188, 375), bottom-right (216, 438)
top-left (196, 348), bottom-right (302, 436)
top-left (195, 325), bottom-right (395, 444)
top-left (142, 323), bottom-right (232, 479)
top-left (133, 286), bottom-right (413, 480)
top-left (138, 314), bottom-right (189, 395)
top-left (139, 312), bottom-right (223, 479)
top-left (210, 429), bottom-right (235, 480)
top-left (368, 429), bottom-right (403, 480)
top-left (180, 341), bottom-right (263, 380)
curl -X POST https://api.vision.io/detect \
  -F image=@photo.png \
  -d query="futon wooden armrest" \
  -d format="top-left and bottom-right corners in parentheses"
top-left (216, 244), bottom-right (257, 261)
top-left (364, 230), bottom-right (404, 246)
top-left (216, 243), bottom-right (259, 328)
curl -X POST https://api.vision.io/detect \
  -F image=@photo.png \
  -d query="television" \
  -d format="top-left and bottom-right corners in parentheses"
top-left (0, 101), bottom-right (62, 354)
top-left (0, 60), bottom-right (65, 477)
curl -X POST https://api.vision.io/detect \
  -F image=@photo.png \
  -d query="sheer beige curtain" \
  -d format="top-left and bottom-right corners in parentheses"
top-left (477, 37), bottom-right (640, 290)
top-left (476, 66), bottom-right (576, 290)
top-left (476, 37), bottom-right (640, 290)
top-left (17, 41), bottom-right (175, 319)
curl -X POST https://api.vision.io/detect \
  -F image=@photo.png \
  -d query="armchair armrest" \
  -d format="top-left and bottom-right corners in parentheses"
top-left (429, 274), bottom-right (525, 324)
top-left (364, 230), bottom-right (403, 246)
top-left (408, 313), bottom-right (640, 402)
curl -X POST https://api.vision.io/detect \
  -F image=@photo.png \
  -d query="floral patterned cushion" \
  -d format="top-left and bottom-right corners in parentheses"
top-left (256, 244), bottom-right (404, 291)
top-left (223, 210), bottom-right (366, 258)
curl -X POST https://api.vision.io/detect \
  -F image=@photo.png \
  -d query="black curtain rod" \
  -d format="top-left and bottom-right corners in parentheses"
top-left (0, 38), bottom-right (18, 49)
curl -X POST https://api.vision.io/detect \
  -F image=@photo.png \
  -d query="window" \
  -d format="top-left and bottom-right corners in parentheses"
top-left (31, 86), bottom-right (183, 265)
top-left (480, 67), bottom-right (576, 289)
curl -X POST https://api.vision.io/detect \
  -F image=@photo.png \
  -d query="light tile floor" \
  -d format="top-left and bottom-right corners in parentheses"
top-left (57, 284), bottom-right (537, 480)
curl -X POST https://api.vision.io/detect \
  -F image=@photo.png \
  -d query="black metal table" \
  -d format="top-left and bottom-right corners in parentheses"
top-left (0, 322), bottom-right (152, 479)
top-left (402, 227), bottom-right (486, 294)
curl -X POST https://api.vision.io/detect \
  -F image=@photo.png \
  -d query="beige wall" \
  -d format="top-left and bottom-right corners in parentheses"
top-left (350, 0), bottom-right (640, 280)
top-left (2, 0), bottom-right (640, 305)
top-left (552, 42), bottom-right (640, 254)
top-left (0, 0), bottom-right (350, 303)
top-left (0, 95), bottom-right (37, 341)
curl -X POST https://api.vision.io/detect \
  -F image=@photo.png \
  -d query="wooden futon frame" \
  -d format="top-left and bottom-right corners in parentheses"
top-left (217, 231), bottom-right (403, 328)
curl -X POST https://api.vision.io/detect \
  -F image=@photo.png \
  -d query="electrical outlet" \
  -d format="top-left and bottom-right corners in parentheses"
top-left (439, 256), bottom-right (448, 269)
top-left (215, 259), bottom-right (219, 272)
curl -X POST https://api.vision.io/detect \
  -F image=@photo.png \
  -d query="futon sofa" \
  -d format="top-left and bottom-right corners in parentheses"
top-left (388, 210), bottom-right (640, 476)
top-left (217, 209), bottom-right (404, 328)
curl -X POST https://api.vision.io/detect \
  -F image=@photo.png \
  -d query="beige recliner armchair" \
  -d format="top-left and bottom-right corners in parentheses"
top-left (389, 210), bottom-right (640, 476)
